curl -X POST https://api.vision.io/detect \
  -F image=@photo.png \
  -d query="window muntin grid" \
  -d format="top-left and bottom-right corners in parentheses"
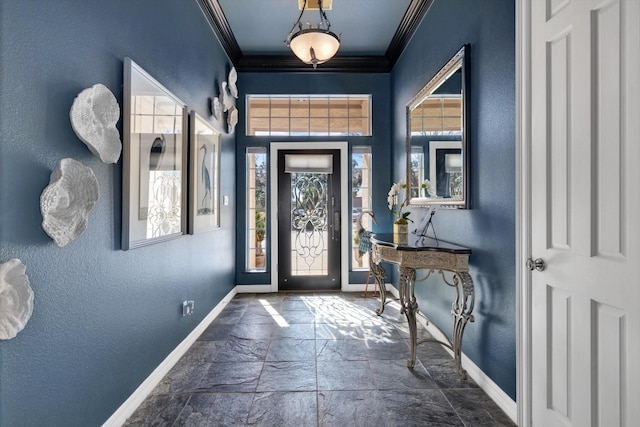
top-left (352, 146), bottom-right (373, 271)
top-left (409, 147), bottom-right (425, 198)
top-left (410, 95), bottom-right (462, 136)
top-left (247, 95), bottom-right (371, 136)
top-left (246, 147), bottom-right (267, 272)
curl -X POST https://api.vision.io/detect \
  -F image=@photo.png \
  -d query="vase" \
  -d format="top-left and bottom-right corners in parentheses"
top-left (255, 253), bottom-right (265, 268)
top-left (393, 223), bottom-right (409, 244)
top-left (422, 188), bottom-right (436, 198)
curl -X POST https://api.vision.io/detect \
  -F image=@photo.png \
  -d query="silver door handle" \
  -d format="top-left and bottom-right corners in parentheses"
top-left (526, 257), bottom-right (546, 272)
top-left (333, 211), bottom-right (340, 240)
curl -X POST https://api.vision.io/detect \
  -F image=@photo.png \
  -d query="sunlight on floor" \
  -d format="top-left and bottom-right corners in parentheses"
top-left (300, 295), bottom-right (400, 345)
top-left (258, 299), bottom-right (290, 327)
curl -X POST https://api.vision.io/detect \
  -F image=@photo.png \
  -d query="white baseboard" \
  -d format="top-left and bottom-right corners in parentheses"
top-left (104, 284), bottom-right (516, 425)
top-left (102, 286), bottom-right (238, 427)
top-left (236, 283), bottom-right (389, 293)
top-left (386, 283), bottom-right (400, 299)
top-left (385, 285), bottom-right (518, 423)
top-left (342, 282), bottom-right (388, 292)
top-left (235, 284), bottom-right (274, 293)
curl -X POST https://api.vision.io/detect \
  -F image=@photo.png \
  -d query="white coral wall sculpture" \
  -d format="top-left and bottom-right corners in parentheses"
top-left (70, 83), bottom-right (122, 164)
top-left (212, 97), bottom-right (221, 120)
top-left (228, 67), bottom-right (238, 98)
top-left (0, 259), bottom-right (34, 340)
top-left (221, 81), bottom-right (233, 113)
top-left (227, 106), bottom-right (238, 134)
top-left (40, 158), bottom-right (99, 247)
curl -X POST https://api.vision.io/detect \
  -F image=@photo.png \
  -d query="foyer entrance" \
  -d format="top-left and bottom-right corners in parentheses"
top-left (270, 142), bottom-right (349, 292)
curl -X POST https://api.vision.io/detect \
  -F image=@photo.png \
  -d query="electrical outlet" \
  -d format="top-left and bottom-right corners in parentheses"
top-left (182, 300), bottom-right (194, 316)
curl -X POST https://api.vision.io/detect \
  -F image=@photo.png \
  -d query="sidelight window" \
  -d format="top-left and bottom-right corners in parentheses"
top-left (246, 147), bottom-right (267, 272)
top-left (352, 146), bottom-right (373, 270)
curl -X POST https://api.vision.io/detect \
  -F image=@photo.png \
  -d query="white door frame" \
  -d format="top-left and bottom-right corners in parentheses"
top-left (269, 142), bottom-right (350, 292)
top-left (517, 1), bottom-right (640, 425)
top-left (516, 0), bottom-right (532, 425)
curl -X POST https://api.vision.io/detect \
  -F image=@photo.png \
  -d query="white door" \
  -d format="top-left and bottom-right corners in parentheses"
top-left (529, 0), bottom-right (640, 425)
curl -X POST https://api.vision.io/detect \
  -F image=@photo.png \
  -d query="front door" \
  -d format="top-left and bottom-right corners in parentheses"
top-left (277, 149), bottom-right (341, 291)
top-left (528, 0), bottom-right (639, 425)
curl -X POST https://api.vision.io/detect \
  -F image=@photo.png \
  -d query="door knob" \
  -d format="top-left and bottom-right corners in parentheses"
top-left (526, 257), bottom-right (546, 272)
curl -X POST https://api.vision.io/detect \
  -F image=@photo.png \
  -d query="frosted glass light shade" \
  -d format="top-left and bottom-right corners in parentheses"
top-left (289, 30), bottom-right (340, 66)
top-left (284, 154), bottom-right (333, 173)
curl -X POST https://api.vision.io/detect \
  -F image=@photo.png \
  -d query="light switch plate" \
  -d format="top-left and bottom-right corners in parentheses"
top-left (182, 300), bottom-right (194, 316)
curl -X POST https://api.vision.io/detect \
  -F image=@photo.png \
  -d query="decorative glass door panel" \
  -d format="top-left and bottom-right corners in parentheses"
top-left (290, 173), bottom-right (329, 276)
top-left (278, 150), bottom-right (341, 290)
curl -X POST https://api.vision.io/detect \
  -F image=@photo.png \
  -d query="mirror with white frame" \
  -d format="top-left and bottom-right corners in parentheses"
top-left (406, 44), bottom-right (469, 208)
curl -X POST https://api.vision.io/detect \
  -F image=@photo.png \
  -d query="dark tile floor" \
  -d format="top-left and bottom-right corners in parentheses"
top-left (124, 292), bottom-right (515, 426)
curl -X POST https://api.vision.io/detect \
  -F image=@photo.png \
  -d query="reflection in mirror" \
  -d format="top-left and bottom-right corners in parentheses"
top-left (122, 58), bottom-right (188, 250)
top-left (407, 44), bottom-right (469, 208)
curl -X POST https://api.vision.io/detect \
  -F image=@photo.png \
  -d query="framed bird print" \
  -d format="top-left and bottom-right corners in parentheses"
top-left (189, 111), bottom-right (220, 234)
top-left (122, 58), bottom-right (188, 250)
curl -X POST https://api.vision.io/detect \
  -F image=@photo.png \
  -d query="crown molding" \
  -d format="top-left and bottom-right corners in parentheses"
top-left (237, 55), bottom-right (392, 73)
top-left (197, 0), bottom-right (242, 63)
top-left (385, 0), bottom-right (434, 64)
top-left (198, 0), bottom-right (432, 73)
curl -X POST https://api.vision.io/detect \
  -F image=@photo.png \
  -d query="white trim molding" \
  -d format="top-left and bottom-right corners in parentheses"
top-left (105, 283), bottom-right (517, 425)
top-left (385, 285), bottom-right (517, 423)
top-left (516, 0), bottom-right (532, 425)
top-left (235, 284), bottom-right (273, 293)
top-left (419, 313), bottom-right (518, 423)
top-left (102, 286), bottom-right (238, 427)
top-left (269, 142), bottom-right (349, 293)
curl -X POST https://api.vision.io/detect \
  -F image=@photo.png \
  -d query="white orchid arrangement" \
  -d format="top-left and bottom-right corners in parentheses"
top-left (387, 181), bottom-right (412, 224)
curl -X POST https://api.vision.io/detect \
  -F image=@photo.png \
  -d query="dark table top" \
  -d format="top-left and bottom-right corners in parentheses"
top-left (371, 233), bottom-right (471, 254)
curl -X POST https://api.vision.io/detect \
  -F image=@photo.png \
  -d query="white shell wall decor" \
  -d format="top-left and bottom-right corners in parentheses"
top-left (228, 67), bottom-right (238, 98)
top-left (212, 97), bottom-right (221, 120)
top-left (215, 66), bottom-right (238, 133)
top-left (0, 259), bottom-right (34, 340)
top-left (227, 106), bottom-right (238, 134)
top-left (221, 81), bottom-right (233, 113)
top-left (40, 158), bottom-right (99, 247)
top-left (70, 83), bottom-right (122, 164)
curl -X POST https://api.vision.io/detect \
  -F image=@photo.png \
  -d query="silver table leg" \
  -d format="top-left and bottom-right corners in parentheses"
top-left (449, 271), bottom-right (475, 379)
top-left (399, 266), bottom-right (418, 368)
top-left (398, 268), bottom-right (475, 377)
top-left (371, 262), bottom-right (387, 315)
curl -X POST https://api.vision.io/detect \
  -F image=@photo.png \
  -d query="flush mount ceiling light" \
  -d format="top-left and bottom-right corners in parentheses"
top-left (285, 0), bottom-right (340, 69)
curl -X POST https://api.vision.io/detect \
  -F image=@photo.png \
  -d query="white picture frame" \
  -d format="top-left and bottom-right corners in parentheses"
top-left (122, 58), bottom-right (188, 250)
top-left (189, 111), bottom-right (221, 234)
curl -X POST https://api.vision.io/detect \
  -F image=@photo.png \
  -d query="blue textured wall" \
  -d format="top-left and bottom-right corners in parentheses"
top-left (0, 1), bottom-right (236, 425)
top-left (391, 0), bottom-right (517, 398)
top-left (234, 73), bottom-right (394, 286)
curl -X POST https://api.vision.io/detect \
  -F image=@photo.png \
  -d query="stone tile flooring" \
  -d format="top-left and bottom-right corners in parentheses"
top-left (124, 292), bottom-right (516, 426)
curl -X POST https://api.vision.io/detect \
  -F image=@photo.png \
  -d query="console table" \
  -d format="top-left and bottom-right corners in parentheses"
top-left (370, 233), bottom-right (474, 379)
